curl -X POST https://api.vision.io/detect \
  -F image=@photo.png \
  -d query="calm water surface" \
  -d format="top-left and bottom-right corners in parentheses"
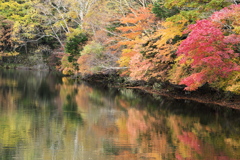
top-left (0, 69), bottom-right (240, 160)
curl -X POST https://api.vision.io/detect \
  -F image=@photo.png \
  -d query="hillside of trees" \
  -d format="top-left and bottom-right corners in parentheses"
top-left (0, 0), bottom-right (239, 95)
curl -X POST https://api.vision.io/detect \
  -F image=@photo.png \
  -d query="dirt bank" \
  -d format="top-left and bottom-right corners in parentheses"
top-left (126, 86), bottom-right (240, 110)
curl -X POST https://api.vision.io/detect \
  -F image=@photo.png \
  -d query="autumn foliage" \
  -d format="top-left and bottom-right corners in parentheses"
top-left (102, 3), bottom-right (240, 94)
top-left (2, 0), bottom-right (234, 94)
top-left (175, 5), bottom-right (240, 91)
top-left (115, 7), bottom-right (157, 68)
top-left (0, 16), bottom-right (14, 53)
top-left (115, 7), bottom-right (184, 81)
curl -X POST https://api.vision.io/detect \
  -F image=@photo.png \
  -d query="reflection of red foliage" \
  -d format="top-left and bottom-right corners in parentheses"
top-left (178, 132), bottom-right (202, 154)
top-left (176, 131), bottom-right (239, 160)
top-left (216, 156), bottom-right (236, 160)
top-left (127, 109), bottom-right (148, 139)
top-left (175, 152), bottom-right (193, 160)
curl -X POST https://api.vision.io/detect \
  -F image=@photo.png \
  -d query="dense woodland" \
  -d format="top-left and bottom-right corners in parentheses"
top-left (0, 0), bottom-right (239, 94)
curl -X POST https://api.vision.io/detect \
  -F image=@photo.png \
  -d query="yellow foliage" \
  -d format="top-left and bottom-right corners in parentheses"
top-left (10, 14), bottom-right (21, 20)
top-left (226, 83), bottom-right (240, 94)
top-left (62, 67), bottom-right (74, 75)
top-left (168, 55), bottom-right (193, 84)
top-left (61, 54), bottom-right (75, 75)
top-left (229, 7), bottom-right (240, 34)
top-left (2, 51), bottom-right (19, 56)
top-left (117, 56), bottom-right (131, 67)
top-left (216, 71), bottom-right (240, 94)
top-left (154, 21), bottom-right (184, 48)
top-left (225, 71), bottom-right (240, 94)
top-left (234, 27), bottom-right (240, 34)
top-left (67, 11), bottom-right (78, 19)
top-left (225, 138), bottom-right (240, 147)
top-left (122, 49), bottom-right (132, 54)
top-left (66, 28), bottom-right (84, 40)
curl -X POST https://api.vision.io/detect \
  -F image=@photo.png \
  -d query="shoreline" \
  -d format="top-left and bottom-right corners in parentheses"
top-left (2, 66), bottom-right (240, 109)
top-left (80, 73), bottom-right (240, 110)
top-left (125, 86), bottom-right (240, 110)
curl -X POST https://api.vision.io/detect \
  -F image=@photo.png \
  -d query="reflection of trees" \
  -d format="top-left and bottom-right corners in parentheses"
top-left (0, 70), bottom-right (61, 159)
top-left (74, 84), bottom-right (240, 160)
top-left (0, 70), bottom-right (60, 110)
top-left (1, 70), bottom-right (240, 160)
top-left (101, 90), bottom-right (240, 160)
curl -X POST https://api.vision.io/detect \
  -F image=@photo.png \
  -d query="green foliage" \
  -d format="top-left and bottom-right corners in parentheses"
top-left (65, 32), bottom-right (88, 62)
top-left (164, 0), bottom-right (231, 24)
top-left (39, 36), bottom-right (60, 49)
top-left (106, 22), bottom-right (121, 36)
top-left (81, 41), bottom-right (104, 56)
top-left (164, 0), bottom-right (230, 11)
top-left (152, 1), bottom-right (179, 19)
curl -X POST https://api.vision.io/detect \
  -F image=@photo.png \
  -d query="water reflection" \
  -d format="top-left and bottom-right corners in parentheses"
top-left (0, 70), bottom-right (240, 160)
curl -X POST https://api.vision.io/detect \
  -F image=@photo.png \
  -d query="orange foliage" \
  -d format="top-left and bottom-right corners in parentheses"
top-left (127, 17), bottom-right (185, 81)
top-left (129, 32), bottom-right (180, 81)
top-left (115, 7), bottom-right (158, 68)
top-left (77, 54), bottom-right (93, 75)
top-left (129, 53), bottom-right (152, 81)
top-left (0, 16), bottom-right (14, 53)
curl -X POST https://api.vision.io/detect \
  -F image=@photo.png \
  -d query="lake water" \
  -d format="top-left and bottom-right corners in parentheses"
top-left (0, 69), bottom-right (240, 160)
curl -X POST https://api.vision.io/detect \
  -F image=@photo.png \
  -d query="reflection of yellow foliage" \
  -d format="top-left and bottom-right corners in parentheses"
top-left (0, 112), bottom-right (31, 147)
top-left (0, 79), bottom-right (18, 87)
top-left (118, 99), bottom-right (130, 109)
top-left (75, 84), bottom-right (93, 115)
top-left (178, 142), bottom-right (191, 159)
top-left (61, 77), bottom-right (69, 83)
top-left (225, 138), bottom-right (240, 147)
top-left (116, 116), bottom-right (130, 145)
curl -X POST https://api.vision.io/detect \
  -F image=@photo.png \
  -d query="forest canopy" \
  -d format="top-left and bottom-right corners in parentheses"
top-left (0, 0), bottom-right (239, 94)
